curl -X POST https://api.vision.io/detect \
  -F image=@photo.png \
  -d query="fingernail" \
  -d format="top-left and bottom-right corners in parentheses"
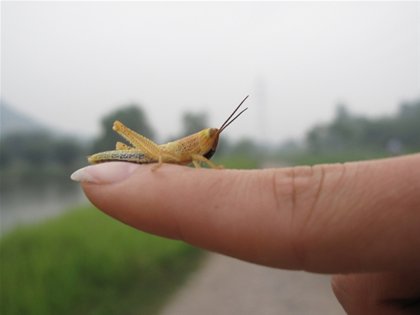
top-left (70, 162), bottom-right (139, 184)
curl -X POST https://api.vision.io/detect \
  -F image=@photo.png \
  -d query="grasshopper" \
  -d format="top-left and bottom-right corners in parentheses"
top-left (88, 95), bottom-right (249, 169)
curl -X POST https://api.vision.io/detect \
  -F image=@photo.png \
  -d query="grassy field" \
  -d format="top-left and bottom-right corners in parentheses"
top-left (215, 154), bottom-right (259, 169)
top-left (0, 206), bottom-right (203, 315)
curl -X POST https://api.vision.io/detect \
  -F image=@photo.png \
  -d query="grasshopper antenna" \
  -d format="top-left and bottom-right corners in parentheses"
top-left (219, 95), bottom-right (249, 134)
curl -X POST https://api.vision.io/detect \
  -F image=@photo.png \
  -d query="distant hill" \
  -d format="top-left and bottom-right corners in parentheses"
top-left (0, 100), bottom-right (49, 136)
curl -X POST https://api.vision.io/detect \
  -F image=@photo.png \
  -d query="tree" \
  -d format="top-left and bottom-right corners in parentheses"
top-left (304, 98), bottom-right (420, 155)
top-left (230, 137), bottom-right (258, 157)
top-left (52, 137), bottom-right (85, 168)
top-left (92, 105), bottom-right (155, 152)
top-left (181, 112), bottom-right (208, 137)
top-left (395, 100), bottom-right (420, 150)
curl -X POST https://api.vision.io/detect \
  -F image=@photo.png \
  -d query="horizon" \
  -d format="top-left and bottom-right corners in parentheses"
top-left (2, 96), bottom-right (418, 146)
top-left (2, 2), bottom-right (419, 143)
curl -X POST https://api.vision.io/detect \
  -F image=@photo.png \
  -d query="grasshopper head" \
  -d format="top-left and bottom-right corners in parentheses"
top-left (201, 95), bottom-right (249, 160)
top-left (207, 128), bottom-right (219, 145)
top-left (200, 128), bottom-right (219, 160)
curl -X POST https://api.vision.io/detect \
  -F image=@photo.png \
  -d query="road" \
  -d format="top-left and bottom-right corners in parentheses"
top-left (160, 253), bottom-right (345, 315)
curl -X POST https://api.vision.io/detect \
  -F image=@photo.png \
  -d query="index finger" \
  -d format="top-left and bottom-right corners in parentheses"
top-left (72, 154), bottom-right (420, 273)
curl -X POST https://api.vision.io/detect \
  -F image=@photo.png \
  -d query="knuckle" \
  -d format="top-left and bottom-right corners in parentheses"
top-left (275, 163), bottom-right (347, 270)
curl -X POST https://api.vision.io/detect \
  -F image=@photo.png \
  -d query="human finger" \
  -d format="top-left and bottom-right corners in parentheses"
top-left (71, 154), bottom-right (420, 272)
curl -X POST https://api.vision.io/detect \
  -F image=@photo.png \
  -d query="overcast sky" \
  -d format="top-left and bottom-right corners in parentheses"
top-left (2, 1), bottom-right (419, 143)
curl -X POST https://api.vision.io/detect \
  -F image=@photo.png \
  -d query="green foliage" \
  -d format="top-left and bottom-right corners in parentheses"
top-left (0, 206), bottom-right (203, 315)
top-left (52, 138), bottom-right (85, 167)
top-left (392, 100), bottom-right (420, 149)
top-left (305, 100), bottom-right (420, 155)
top-left (92, 105), bottom-right (155, 152)
top-left (228, 138), bottom-right (259, 158)
top-left (0, 132), bottom-right (87, 184)
top-left (215, 154), bottom-right (258, 169)
top-left (0, 132), bottom-right (50, 167)
top-left (180, 111), bottom-right (208, 137)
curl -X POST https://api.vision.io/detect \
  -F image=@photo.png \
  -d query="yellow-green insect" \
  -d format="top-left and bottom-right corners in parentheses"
top-left (88, 95), bottom-right (249, 169)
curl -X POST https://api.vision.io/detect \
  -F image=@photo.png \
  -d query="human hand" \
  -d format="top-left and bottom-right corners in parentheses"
top-left (71, 154), bottom-right (420, 314)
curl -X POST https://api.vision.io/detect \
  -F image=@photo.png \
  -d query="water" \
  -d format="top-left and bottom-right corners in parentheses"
top-left (0, 180), bottom-right (87, 235)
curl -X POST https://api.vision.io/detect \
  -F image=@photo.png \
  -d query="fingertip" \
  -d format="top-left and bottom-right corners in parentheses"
top-left (71, 162), bottom-right (140, 184)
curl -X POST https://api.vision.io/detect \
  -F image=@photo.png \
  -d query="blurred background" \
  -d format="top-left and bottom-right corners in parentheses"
top-left (1, 2), bottom-right (419, 315)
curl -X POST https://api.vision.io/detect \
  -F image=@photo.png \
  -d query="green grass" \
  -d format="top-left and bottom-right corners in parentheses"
top-left (0, 206), bottom-right (203, 315)
top-left (215, 155), bottom-right (259, 169)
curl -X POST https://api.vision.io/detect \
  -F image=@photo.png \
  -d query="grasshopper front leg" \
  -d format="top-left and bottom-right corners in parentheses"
top-left (191, 154), bottom-right (223, 169)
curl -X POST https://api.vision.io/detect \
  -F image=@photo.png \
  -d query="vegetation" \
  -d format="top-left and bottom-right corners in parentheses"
top-left (1, 98), bottom-right (419, 184)
top-left (0, 104), bottom-right (155, 186)
top-left (92, 105), bottom-right (155, 152)
top-left (305, 100), bottom-right (420, 155)
top-left (0, 132), bottom-right (87, 187)
top-left (275, 99), bottom-right (420, 165)
top-left (180, 111), bottom-right (208, 137)
top-left (0, 206), bottom-right (203, 315)
top-left (216, 154), bottom-right (259, 169)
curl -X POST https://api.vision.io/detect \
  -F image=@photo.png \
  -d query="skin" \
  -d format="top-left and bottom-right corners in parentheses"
top-left (73, 153), bottom-right (420, 314)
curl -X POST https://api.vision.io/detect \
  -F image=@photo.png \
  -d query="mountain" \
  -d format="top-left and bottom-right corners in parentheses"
top-left (0, 100), bottom-right (49, 136)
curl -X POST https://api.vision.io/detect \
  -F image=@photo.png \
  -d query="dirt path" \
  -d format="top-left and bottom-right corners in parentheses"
top-left (160, 253), bottom-right (345, 315)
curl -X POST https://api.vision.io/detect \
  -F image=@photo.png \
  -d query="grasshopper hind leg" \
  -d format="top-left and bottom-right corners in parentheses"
top-left (115, 142), bottom-right (133, 150)
top-left (113, 121), bottom-right (180, 167)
